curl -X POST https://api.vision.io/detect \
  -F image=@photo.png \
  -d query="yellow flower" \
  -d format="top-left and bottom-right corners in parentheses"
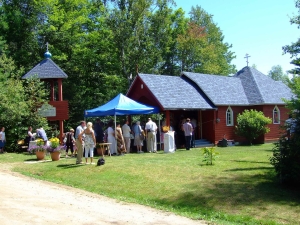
top-left (49, 137), bottom-right (60, 149)
top-left (36, 138), bottom-right (44, 146)
top-left (162, 126), bottom-right (170, 132)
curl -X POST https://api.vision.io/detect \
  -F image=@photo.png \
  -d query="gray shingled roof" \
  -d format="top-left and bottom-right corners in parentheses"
top-left (182, 72), bottom-right (249, 105)
top-left (183, 67), bottom-right (293, 105)
top-left (22, 58), bottom-right (68, 79)
top-left (234, 67), bottom-right (292, 104)
top-left (139, 74), bottom-right (216, 110)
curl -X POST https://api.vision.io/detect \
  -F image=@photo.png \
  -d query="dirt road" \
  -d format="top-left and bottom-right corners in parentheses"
top-left (0, 169), bottom-right (207, 225)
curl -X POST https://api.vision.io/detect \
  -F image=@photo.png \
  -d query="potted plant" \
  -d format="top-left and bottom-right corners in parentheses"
top-left (48, 137), bottom-right (65, 161)
top-left (28, 139), bottom-right (47, 160)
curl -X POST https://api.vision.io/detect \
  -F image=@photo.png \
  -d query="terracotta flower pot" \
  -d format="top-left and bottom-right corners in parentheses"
top-left (50, 151), bottom-right (61, 161)
top-left (36, 151), bottom-right (45, 160)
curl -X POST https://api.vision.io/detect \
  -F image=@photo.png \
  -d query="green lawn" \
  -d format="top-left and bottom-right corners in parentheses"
top-left (1, 144), bottom-right (299, 225)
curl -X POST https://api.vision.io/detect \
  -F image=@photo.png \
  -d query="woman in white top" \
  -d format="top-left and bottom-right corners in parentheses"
top-left (26, 126), bottom-right (36, 144)
top-left (122, 120), bottom-right (131, 153)
top-left (107, 120), bottom-right (117, 155)
top-left (78, 122), bottom-right (96, 164)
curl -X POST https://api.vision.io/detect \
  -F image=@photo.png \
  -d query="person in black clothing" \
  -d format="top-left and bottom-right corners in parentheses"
top-left (94, 118), bottom-right (104, 143)
top-left (65, 128), bottom-right (75, 157)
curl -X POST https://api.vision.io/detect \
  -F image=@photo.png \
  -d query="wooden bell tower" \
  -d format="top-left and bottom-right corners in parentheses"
top-left (22, 43), bottom-right (69, 142)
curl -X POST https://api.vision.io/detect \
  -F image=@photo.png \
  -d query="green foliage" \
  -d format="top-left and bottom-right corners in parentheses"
top-left (270, 72), bottom-right (300, 186)
top-left (0, 0), bottom-right (42, 70)
top-left (202, 146), bottom-right (219, 165)
top-left (0, 48), bottom-right (29, 151)
top-left (23, 75), bottom-right (50, 129)
top-left (268, 65), bottom-right (290, 85)
top-left (0, 45), bottom-right (49, 151)
top-left (274, 8), bottom-right (300, 183)
top-left (282, 0), bottom-right (300, 75)
top-left (188, 6), bottom-right (236, 75)
top-left (0, 0), bottom-right (237, 132)
top-left (235, 109), bottom-right (272, 145)
top-left (270, 135), bottom-right (300, 186)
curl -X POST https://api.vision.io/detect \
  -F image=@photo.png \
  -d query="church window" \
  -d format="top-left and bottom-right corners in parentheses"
top-left (226, 107), bottom-right (234, 126)
top-left (273, 106), bottom-right (280, 124)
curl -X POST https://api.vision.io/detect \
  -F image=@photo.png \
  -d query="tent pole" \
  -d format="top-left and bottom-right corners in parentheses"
top-left (114, 114), bottom-right (117, 154)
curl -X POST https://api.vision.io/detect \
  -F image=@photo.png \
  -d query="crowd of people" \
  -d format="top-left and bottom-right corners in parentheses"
top-left (5, 115), bottom-right (197, 161)
top-left (69, 117), bottom-right (163, 164)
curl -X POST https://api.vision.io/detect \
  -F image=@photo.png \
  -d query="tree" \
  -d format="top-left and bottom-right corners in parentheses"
top-left (268, 65), bottom-right (289, 85)
top-left (0, 41), bottom-right (48, 151)
top-left (149, 7), bottom-right (187, 76)
top-left (36, 0), bottom-right (124, 125)
top-left (270, 78), bottom-right (300, 186)
top-left (282, 0), bottom-right (300, 75)
top-left (251, 64), bottom-right (257, 69)
top-left (0, 0), bottom-right (239, 127)
top-left (235, 109), bottom-right (272, 145)
top-left (177, 22), bottom-right (207, 73)
top-left (271, 1), bottom-right (300, 186)
top-left (0, 0), bottom-right (42, 70)
top-left (188, 5), bottom-right (236, 75)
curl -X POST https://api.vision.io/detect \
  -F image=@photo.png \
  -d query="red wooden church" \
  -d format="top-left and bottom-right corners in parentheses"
top-left (22, 48), bottom-right (69, 142)
top-left (127, 67), bottom-right (293, 145)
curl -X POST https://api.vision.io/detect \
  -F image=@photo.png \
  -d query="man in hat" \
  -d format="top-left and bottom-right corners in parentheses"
top-left (145, 118), bottom-right (158, 153)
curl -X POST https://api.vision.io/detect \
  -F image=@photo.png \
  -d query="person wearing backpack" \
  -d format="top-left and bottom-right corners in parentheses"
top-left (64, 128), bottom-right (75, 157)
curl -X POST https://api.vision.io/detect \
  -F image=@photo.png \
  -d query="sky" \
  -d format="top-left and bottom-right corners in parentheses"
top-left (174, 0), bottom-right (299, 75)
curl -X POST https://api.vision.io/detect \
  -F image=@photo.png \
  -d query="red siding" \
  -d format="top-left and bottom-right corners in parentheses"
top-left (201, 110), bottom-right (215, 143)
top-left (211, 105), bottom-right (289, 144)
top-left (127, 77), bottom-right (163, 110)
top-left (47, 101), bottom-right (69, 121)
top-left (263, 105), bottom-right (289, 142)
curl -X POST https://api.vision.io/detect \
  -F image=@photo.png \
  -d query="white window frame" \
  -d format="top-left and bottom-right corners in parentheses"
top-left (273, 106), bottom-right (280, 124)
top-left (226, 106), bottom-right (234, 126)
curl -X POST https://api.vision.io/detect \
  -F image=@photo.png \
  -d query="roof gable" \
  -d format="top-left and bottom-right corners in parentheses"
top-left (22, 58), bottom-right (68, 79)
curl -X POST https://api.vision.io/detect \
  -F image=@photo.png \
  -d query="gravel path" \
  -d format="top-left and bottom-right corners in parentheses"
top-left (0, 168), bottom-right (207, 225)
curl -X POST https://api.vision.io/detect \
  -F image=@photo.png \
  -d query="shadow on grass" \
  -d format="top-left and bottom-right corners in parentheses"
top-left (264, 149), bottom-right (274, 152)
top-left (154, 171), bottom-right (300, 224)
top-left (231, 160), bottom-right (270, 164)
top-left (24, 158), bottom-right (39, 162)
top-left (57, 163), bottom-right (86, 169)
top-left (224, 166), bottom-right (272, 172)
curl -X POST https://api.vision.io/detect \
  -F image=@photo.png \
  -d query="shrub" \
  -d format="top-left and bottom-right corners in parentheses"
top-left (235, 109), bottom-right (272, 145)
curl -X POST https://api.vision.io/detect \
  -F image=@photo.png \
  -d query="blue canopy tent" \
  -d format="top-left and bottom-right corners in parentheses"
top-left (84, 94), bottom-right (160, 152)
top-left (84, 93), bottom-right (159, 117)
